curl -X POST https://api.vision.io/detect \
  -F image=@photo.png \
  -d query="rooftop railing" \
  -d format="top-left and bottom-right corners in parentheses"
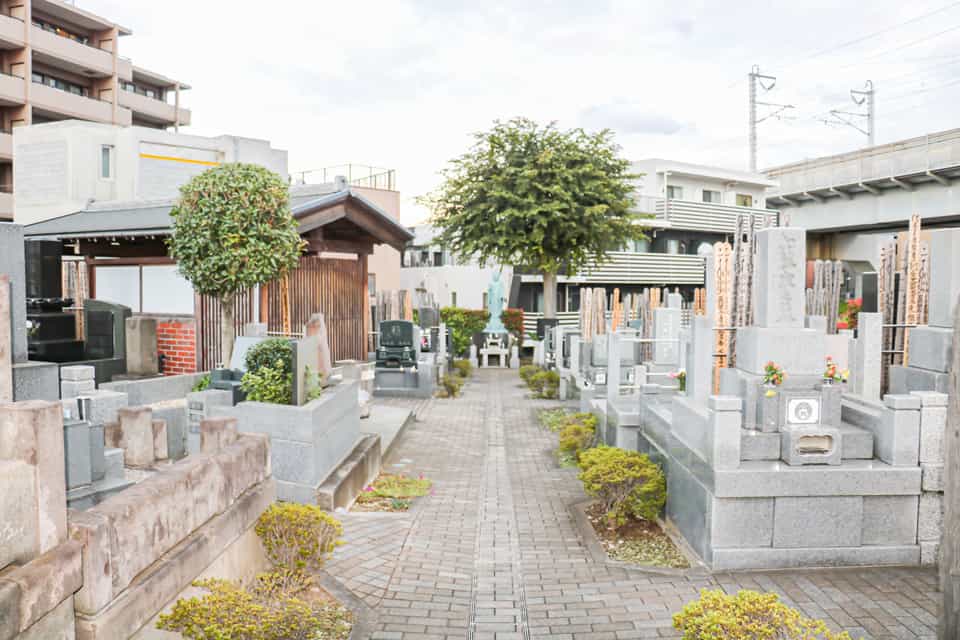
top-left (293, 164), bottom-right (396, 191)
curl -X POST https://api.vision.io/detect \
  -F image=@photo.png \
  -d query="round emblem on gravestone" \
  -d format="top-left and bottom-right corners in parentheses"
top-left (794, 401), bottom-right (814, 421)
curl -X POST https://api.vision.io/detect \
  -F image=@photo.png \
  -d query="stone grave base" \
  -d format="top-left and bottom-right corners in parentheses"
top-left (632, 401), bottom-right (923, 571)
top-left (373, 357), bottom-right (436, 399)
top-left (213, 381), bottom-right (361, 504)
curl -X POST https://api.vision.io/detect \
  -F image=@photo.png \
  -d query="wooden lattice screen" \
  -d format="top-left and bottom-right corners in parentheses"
top-left (195, 256), bottom-right (367, 371)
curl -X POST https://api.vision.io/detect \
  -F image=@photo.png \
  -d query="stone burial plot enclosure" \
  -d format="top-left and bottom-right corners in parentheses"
top-left (583, 226), bottom-right (953, 571)
top-left (0, 398), bottom-right (274, 640)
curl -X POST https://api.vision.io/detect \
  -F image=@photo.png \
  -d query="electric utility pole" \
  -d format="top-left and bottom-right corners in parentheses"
top-left (748, 65), bottom-right (794, 171)
top-left (822, 80), bottom-right (875, 147)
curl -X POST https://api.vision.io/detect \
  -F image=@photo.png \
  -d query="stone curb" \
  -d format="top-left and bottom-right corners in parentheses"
top-left (316, 569), bottom-right (378, 640)
top-left (569, 498), bottom-right (710, 577)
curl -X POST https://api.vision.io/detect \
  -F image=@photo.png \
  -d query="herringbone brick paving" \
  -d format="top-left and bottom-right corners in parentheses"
top-left (326, 369), bottom-right (941, 639)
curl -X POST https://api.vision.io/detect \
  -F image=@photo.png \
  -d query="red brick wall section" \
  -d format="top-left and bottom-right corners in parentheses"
top-left (157, 319), bottom-right (197, 376)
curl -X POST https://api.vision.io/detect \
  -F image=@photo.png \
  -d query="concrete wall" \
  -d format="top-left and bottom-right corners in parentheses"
top-left (0, 397), bottom-right (273, 640)
top-left (14, 121), bottom-right (288, 225)
top-left (355, 186), bottom-right (402, 294)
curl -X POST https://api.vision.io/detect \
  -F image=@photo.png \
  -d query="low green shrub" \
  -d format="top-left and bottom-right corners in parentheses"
top-left (673, 588), bottom-right (853, 639)
top-left (530, 370), bottom-right (559, 398)
top-left (539, 408), bottom-right (569, 431)
top-left (439, 374), bottom-right (464, 398)
top-left (255, 503), bottom-right (342, 576)
top-left (191, 373), bottom-right (210, 392)
top-left (156, 576), bottom-right (353, 640)
top-left (452, 359), bottom-right (473, 378)
top-left (578, 446), bottom-right (666, 527)
top-left (519, 364), bottom-right (542, 385)
top-left (245, 337), bottom-right (293, 375)
top-left (559, 422), bottom-right (595, 461)
top-left (241, 364), bottom-right (292, 405)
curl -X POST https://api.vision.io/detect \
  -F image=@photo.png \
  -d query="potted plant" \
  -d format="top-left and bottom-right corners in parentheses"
top-left (759, 361), bottom-right (785, 432)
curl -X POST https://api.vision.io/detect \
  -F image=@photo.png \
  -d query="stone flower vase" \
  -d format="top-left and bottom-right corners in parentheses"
top-left (759, 384), bottom-right (781, 433)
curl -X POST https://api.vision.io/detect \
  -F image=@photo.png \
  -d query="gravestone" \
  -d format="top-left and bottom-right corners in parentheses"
top-left (754, 227), bottom-right (806, 328)
top-left (293, 335), bottom-right (320, 405)
top-left (0, 224), bottom-right (28, 363)
top-left (927, 229), bottom-right (960, 329)
top-left (851, 312), bottom-right (882, 400)
top-left (228, 336), bottom-right (268, 371)
top-left (125, 317), bottom-right (159, 376)
top-left (83, 299), bottom-right (132, 360)
top-left (305, 313), bottom-right (333, 378)
top-left (652, 306), bottom-right (680, 365)
top-left (243, 322), bottom-right (268, 337)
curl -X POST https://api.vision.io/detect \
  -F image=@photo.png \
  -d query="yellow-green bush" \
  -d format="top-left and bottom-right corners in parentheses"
top-left (438, 374), bottom-right (464, 398)
top-left (559, 422), bottom-right (595, 460)
top-left (255, 503), bottom-right (342, 577)
top-left (578, 446), bottom-right (666, 527)
top-left (156, 576), bottom-right (352, 640)
top-left (519, 364), bottom-right (542, 385)
top-left (530, 370), bottom-right (560, 398)
top-left (673, 589), bottom-right (853, 639)
top-left (452, 359), bottom-right (473, 378)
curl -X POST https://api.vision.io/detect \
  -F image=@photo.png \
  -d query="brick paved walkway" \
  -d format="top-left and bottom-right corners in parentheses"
top-left (326, 369), bottom-right (941, 639)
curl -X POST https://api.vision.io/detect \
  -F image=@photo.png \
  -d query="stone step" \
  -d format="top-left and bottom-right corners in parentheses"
top-left (104, 447), bottom-right (124, 480)
top-left (838, 423), bottom-right (874, 459)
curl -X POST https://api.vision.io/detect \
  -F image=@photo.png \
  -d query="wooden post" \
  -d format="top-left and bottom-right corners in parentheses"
top-left (940, 296), bottom-right (960, 638)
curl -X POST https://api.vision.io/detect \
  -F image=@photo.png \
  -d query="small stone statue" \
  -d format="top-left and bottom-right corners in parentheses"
top-left (483, 272), bottom-right (507, 335)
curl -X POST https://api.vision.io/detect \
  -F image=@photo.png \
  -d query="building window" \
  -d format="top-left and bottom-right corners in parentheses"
top-left (666, 185), bottom-right (683, 200)
top-left (100, 145), bottom-right (114, 180)
top-left (451, 291), bottom-right (457, 307)
top-left (736, 193), bottom-right (754, 207)
top-left (31, 71), bottom-right (88, 97)
top-left (433, 251), bottom-right (443, 267)
top-left (367, 274), bottom-right (376, 297)
top-left (420, 250), bottom-right (429, 265)
top-left (702, 189), bottom-right (721, 203)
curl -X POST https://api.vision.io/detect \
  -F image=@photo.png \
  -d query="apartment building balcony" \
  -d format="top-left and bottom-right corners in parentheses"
top-left (0, 189), bottom-right (13, 220)
top-left (0, 71), bottom-right (26, 105)
top-left (0, 14), bottom-right (25, 49)
top-left (119, 89), bottom-right (190, 127)
top-left (518, 251), bottom-right (708, 287)
top-left (31, 24), bottom-right (113, 78)
top-left (0, 131), bottom-right (12, 160)
top-left (31, 81), bottom-right (130, 125)
top-left (636, 195), bottom-right (779, 233)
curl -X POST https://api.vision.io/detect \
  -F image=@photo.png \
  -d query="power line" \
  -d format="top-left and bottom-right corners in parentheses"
top-left (778, 0), bottom-right (960, 70)
top-left (724, 1), bottom-right (960, 88)
top-left (838, 21), bottom-right (960, 68)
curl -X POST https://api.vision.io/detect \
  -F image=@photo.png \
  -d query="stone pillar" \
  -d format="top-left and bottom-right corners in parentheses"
top-left (878, 394), bottom-right (921, 466)
top-left (569, 335), bottom-right (581, 374)
top-left (125, 317), bottom-right (159, 376)
top-left (913, 390), bottom-right (948, 565)
top-left (60, 365), bottom-right (95, 399)
top-left (708, 396), bottom-right (743, 470)
top-left (652, 306), bottom-right (681, 366)
top-left (753, 227), bottom-right (806, 329)
top-left (851, 312), bottom-right (882, 401)
top-left (0, 275), bottom-right (11, 403)
top-left (606, 332), bottom-right (622, 404)
top-left (927, 229), bottom-right (960, 329)
top-left (686, 316), bottom-right (713, 403)
top-left (200, 416), bottom-right (238, 453)
top-left (437, 323), bottom-right (448, 377)
top-left (106, 406), bottom-right (155, 468)
top-left (0, 401), bottom-right (67, 565)
top-left (304, 313), bottom-right (333, 379)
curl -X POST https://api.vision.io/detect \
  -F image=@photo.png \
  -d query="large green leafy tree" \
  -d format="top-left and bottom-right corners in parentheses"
top-left (168, 163), bottom-right (304, 365)
top-left (425, 118), bottom-right (646, 318)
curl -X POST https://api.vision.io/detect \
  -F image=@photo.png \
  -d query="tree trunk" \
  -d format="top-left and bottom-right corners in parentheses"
top-left (940, 295), bottom-right (960, 639)
top-left (543, 271), bottom-right (558, 319)
top-left (220, 293), bottom-right (236, 368)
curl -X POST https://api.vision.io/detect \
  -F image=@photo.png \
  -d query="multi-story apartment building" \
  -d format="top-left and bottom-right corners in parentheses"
top-left (512, 159), bottom-right (778, 331)
top-left (0, 0), bottom-right (190, 219)
top-left (765, 127), bottom-right (960, 272)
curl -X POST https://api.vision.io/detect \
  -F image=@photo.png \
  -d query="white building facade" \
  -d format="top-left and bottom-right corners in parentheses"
top-left (399, 224), bottom-right (512, 309)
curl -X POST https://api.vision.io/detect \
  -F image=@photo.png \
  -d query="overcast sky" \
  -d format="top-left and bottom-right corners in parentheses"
top-left (88, 0), bottom-right (960, 223)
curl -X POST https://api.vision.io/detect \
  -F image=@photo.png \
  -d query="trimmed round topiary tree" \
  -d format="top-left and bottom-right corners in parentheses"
top-left (167, 163), bottom-right (304, 366)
